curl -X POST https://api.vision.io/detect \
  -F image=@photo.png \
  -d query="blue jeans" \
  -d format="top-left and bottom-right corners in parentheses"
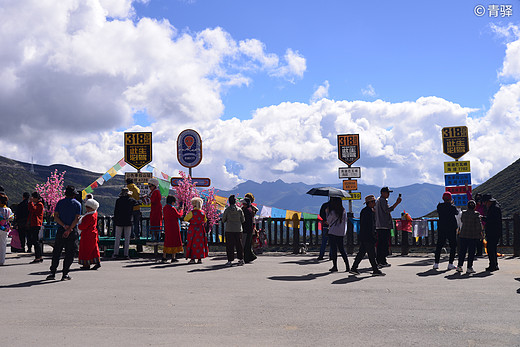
top-left (319, 227), bottom-right (329, 258)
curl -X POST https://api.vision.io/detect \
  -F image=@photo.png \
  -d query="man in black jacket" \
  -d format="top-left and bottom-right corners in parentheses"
top-left (350, 195), bottom-right (384, 276)
top-left (482, 194), bottom-right (502, 271)
top-left (433, 191), bottom-right (459, 270)
top-left (15, 192), bottom-right (30, 252)
top-left (113, 188), bottom-right (139, 259)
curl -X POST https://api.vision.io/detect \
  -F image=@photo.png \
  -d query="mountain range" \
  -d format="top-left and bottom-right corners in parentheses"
top-left (1, 155), bottom-right (518, 218)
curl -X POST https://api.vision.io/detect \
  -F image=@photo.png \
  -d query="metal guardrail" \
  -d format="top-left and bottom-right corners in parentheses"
top-left (41, 214), bottom-right (519, 255)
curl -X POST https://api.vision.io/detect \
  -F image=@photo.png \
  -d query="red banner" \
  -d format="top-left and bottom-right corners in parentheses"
top-left (446, 186), bottom-right (471, 195)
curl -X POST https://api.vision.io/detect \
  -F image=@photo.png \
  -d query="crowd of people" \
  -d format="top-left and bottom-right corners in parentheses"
top-left (316, 186), bottom-right (503, 277)
top-left (0, 181), bottom-right (505, 280)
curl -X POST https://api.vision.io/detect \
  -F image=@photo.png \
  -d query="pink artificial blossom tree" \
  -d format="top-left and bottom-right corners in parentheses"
top-left (35, 169), bottom-right (66, 217)
top-left (174, 171), bottom-right (221, 229)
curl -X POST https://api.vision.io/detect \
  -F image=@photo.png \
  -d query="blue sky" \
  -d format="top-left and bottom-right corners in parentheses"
top-left (133, 0), bottom-right (516, 121)
top-left (1, 0), bottom-right (520, 190)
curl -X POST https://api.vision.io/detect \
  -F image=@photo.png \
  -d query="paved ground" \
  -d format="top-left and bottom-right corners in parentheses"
top-left (1, 247), bottom-right (519, 347)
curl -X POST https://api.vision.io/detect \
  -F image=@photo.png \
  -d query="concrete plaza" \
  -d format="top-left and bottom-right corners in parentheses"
top-left (1, 249), bottom-right (519, 347)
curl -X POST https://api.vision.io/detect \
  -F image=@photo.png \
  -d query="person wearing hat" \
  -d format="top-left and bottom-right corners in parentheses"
top-left (482, 194), bottom-right (502, 271)
top-left (456, 200), bottom-right (483, 274)
top-left (375, 187), bottom-right (402, 267)
top-left (126, 178), bottom-right (142, 239)
top-left (113, 187), bottom-right (139, 259)
top-left (78, 199), bottom-right (101, 270)
top-left (184, 197), bottom-right (209, 264)
top-left (142, 178), bottom-right (163, 241)
top-left (433, 191), bottom-right (459, 270)
top-left (350, 195), bottom-right (385, 276)
top-left (47, 185), bottom-right (82, 281)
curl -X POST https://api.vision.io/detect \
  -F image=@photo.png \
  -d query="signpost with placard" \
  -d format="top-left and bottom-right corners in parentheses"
top-left (343, 180), bottom-right (358, 191)
top-left (342, 192), bottom-right (361, 200)
top-left (170, 177), bottom-right (211, 187)
top-left (441, 126), bottom-right (471, 207)
top-left (124, 132), bottom-right (152, 171)
top-left (442, 126), bottom-right (469, 160)
top-left (337, 134), bottom-right (360, 165)
top-left (444, 161), bottom-right (471, 173)
top-left (338, 167), bottom-right (361, 178)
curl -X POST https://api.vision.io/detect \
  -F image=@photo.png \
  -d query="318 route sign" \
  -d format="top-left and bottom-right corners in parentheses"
top-left (124, 132), bottom-right (152, 170)
top-left (442, 126), bottom-right (469, 159)
top-left (337, 134), bottom-right (360, 165)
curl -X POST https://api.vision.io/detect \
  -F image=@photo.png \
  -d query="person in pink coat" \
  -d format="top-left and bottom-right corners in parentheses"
top-left (78, 199), bottom-right (101, 270)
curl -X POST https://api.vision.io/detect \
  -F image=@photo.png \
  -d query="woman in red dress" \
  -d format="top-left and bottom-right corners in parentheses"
top-left (162, 195), bottom-right (184, 263)
top-left (143, 178), bottom-right (163, 241)
top-left (78, 199), bottom-right (101, 270)
top-left (184, 197), bottom-right (208, 264)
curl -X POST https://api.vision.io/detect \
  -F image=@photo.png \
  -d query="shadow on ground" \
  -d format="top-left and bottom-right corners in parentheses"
top-left (268, 272), bottom-right (332, 282)
top-left (445, 271), bottom-right (494, 280)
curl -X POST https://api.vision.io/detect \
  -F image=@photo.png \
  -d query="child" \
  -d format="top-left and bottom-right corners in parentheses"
top-left (162, 195), bottom-right (184, 263)
top-left (184, 197), bottom-right (208, 264)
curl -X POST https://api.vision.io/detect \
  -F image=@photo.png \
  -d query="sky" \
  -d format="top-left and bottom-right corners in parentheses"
top-left (1, 0), bottom-right (520, 190)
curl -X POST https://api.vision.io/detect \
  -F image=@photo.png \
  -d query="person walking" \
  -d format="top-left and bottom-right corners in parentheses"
top-left (317, 200), bottom-right (330, 261)
top-left (126, 178), bottom-right (142, 239)
top-left (162, 195), bottom-right (184, 263)
top-left (184, 197), bottom-right (208, 264)
top-left (456, 200), bottom-right (483, 274)
top-left (222, 195), bottom-right (245, 266)
top-left (433, 192), bottom-right (459, 270)
top-left (326, 197), bottom-right (349, 272)
top-left (78, 199), bottom-right (101, 270)
top-left (350, 195), bottom-right (384, 276)
top-left (113, 188), bottom-right (138, 259)
top-left (142, 178), bottom-right (162, 241)
top-left (0, 193), bottom-right (14, 266)
top-left (375, 187), bottom-right (401, 267)
top-left (46, 186), bottom-right (82, 281)
top-left (15, 192), bottom-right (30, 253)
top-left (482, 194), bottom-right (502, 272)
top-left (241, 196), bottom-right (257, 263)
top-left (28, 192), bottom-right (44, 263)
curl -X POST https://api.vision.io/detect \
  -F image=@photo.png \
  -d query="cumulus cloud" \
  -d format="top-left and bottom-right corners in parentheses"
top-left (310, 81), bottom-right (329, 103)
top-left (1, 0), bottom-right (520, 192)
top-left (495, 24), bottom-right (520, 79)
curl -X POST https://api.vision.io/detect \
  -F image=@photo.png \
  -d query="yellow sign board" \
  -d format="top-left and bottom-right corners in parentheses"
top-left (444, 161), bottom-right (471, 173)
top-left (341, 192), bottom-right (361, 200)
top-left (124, 132), bottom-right (152, 170)
top-left (342, 180), bottom-right (358, 191)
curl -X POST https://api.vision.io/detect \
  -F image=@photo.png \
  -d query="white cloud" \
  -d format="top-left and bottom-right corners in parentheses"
top-left (1, 0), bottom-right (520, 193)
top-left (310, 81), bottom-right (329, 103)
top-left (362, 84), bottom-right (376, 97)
top-left (271, 49), bottom-right (306, 81)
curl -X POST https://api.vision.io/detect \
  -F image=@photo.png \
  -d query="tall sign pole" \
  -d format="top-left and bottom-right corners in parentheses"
top-left (442, 126), bottom-right (470, 207)
top-left (337, 134), bottom-right (361, 213)
top-left (337, 133), bottom-right (361, 254)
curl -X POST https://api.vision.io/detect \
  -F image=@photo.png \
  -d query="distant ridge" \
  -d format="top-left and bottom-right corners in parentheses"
top-left (6, 155), bottom-right (518, 218)
top-left (472, 158), bottom-right (520, 217)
